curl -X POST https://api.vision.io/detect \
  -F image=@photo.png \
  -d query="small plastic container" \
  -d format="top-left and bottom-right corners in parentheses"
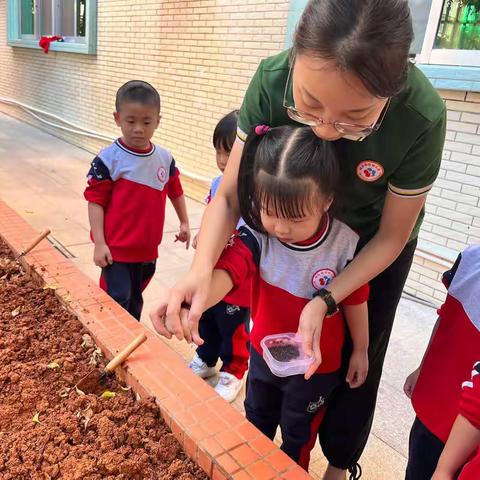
top-left (261, 333), bottom-right (314, 377)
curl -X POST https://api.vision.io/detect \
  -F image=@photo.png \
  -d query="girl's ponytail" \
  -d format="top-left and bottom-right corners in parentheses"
top-left (238, 126), bottom-right (271, 231)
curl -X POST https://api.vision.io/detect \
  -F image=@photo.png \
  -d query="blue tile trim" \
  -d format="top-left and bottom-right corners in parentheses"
top-left (417, 64), bottom-right (480, 92)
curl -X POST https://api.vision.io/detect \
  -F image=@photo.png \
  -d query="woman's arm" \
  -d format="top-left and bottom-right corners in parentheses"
top-left (150, 138), bottom-right (244, 343)
top-left (301, 190), bottom-right (425, 379)
top-left (193, 138), bottom-right (244, 270)
top-left (177, 269), bottom-right (235, 344)
top-left (329, 191), bottom-right (425, 303)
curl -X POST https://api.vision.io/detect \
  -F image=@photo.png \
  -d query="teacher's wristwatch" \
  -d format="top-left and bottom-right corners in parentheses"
top-left (312, 288), bottom-right (339, 317)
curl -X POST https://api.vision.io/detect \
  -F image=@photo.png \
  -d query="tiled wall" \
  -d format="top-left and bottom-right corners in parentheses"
top-left (405, 90), bottom-right (480, 305)
top-left (0, 0), bottom-right (290, 202)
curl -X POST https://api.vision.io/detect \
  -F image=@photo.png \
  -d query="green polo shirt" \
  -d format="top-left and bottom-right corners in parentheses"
top-left (238, 50), bottom-right (446, 242)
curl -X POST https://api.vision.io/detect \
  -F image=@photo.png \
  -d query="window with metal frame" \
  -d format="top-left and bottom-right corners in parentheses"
top-left (7, 0), bottom-right (96, 54)
top-left (417, 0), bottom-right (480, 66)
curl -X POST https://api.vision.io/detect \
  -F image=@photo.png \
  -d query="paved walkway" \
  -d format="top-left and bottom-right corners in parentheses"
top-left (0, 112), bottom-right (438, 479)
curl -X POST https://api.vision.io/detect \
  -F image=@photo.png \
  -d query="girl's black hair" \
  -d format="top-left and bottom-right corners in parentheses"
top-left (293, 0), bottom-right (414, 98)
top-left (238, 125), bottom-right (339, 233)
top-left (213, 110), bottom-right (239, 152)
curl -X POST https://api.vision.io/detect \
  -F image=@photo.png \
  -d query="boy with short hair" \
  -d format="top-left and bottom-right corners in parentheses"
top-left (84, 80), bottom-right (190, 320)
top-left (404, 244), bottom-right (480, 479)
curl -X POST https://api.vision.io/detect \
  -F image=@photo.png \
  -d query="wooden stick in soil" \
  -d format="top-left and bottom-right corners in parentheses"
top-left (75, 333), bottom-right (147, 394)
top-left (15, 228), bottom-right (51, 260)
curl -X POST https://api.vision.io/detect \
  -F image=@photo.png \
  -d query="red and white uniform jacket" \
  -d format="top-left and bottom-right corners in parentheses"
top-left (458, 362), bottom-right (480, 480)
top-left (84, 139), bottom-right (183, 262)
top-left (412, 245), bottom-right (480, 443)
top-left (216, 215), bottom-right (369, 374)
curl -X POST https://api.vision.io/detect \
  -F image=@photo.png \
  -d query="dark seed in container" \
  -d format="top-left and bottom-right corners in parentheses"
top-left (268, 344), bottom-right (300, 362)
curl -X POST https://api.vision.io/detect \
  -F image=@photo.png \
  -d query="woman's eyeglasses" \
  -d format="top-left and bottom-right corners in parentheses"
top-left (282, 65), bottom-right (390, 142)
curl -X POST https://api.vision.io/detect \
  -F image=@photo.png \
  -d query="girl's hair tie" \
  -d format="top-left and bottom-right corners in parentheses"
top-left (255, 124), bottom-right (270, 136)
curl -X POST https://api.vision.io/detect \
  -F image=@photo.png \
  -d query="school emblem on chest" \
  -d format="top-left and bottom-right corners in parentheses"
top-left (312, 269), bottom-right (336, 290)
top-left (157, 167), bottom-right (167, 183)
top-left (307, 395), bottom-right (325, 413)
top-left (356, 160), bottom-right (384, 182)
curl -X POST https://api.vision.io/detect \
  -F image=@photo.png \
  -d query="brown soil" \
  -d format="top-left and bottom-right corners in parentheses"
top-left (0, 241), bottom-right (208, 480)
top-left (268, 344), bottom-right (300, 362)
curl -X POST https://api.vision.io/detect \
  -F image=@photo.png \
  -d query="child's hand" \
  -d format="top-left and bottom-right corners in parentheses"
top-left (403, 367), bottom-right (421, 398)
top-left (192, 233), bottom-right (199, 250)
top-left (175, 222), bottom-right (191, 249)
top-left (298, 297), bottom-right (327, 380)
top-left (346, 349), bottom-right (369, 388)
top-left (93, 243), bottom-right (113, 267)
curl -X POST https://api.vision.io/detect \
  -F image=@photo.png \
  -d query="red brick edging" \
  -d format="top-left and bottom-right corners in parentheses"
top-left (0, 198), bottom-right (312, 480)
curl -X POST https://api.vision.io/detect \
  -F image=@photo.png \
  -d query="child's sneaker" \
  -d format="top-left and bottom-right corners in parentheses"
top-left (188, 353), bottom-right (216, 378)
top-left (214, 372), bottom-right (243, 402)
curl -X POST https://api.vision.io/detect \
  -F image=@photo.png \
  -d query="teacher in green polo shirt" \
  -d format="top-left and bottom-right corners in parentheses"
top-left (152, 0), bottom-right (446, 478)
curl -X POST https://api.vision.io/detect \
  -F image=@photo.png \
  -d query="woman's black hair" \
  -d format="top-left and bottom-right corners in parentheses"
top-left (238, 125), bottom-right (339, 233)
top-left (213, 110), bottom-right (239, 152)
top-left (293, 0), bottom-right (414, 98)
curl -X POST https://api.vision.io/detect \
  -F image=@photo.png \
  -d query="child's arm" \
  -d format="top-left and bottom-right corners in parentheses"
top-left (433, 362), bottom-right (480, 479)
top-left (403, 317), bottom-right (440, 398)
top-left (88, 202), bottom-right (112, 267)
top-left (404, 253), bottom-right (461, 398)
top-left (343, 302), bottom-right (369, 388)
top-left (432, 415), bottom-right (480, 480)
top-left (84, 157), bottom-right (114, 267)
top-left (170, 194), bottom-right (191, 249)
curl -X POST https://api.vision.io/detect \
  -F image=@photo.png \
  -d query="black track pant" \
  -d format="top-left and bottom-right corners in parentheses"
top-left (319, 239), bottom-right (417, 469)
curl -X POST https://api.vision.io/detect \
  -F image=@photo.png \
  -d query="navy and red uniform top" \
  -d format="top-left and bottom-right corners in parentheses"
top-left (216, 215), bottom-right (370, 374)
top-left (412, 245), bottom-right (480, 443)
top-left (84, 139), bottom-right (183, 262)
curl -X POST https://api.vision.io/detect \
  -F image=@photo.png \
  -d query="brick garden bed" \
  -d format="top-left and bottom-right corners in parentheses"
top-left (0, 239), bottom-right (207, 479)
top-left (0, 199), bottom-right (310, 480)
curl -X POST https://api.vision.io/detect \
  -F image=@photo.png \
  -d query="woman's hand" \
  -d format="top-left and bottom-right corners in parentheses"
top-left (298, 297), bottom-right (327, 380)
top-left (403, 367), bottom-right (421, 398)
top-left (149, 267), bottom-right (212, 345)
top-left (346, 349), bottom-right (369, 388)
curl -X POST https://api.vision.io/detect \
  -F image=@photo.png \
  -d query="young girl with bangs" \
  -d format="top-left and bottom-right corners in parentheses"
top-left (154, 124), bottom-right (369, 470)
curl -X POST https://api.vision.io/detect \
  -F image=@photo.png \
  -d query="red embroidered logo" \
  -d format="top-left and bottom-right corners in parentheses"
top-left (157, 167), bottom-right (167, 182)
top-left (312, 269), bottom-right (336, 290)
top-left (356, 160), bottom-right (384, 182)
